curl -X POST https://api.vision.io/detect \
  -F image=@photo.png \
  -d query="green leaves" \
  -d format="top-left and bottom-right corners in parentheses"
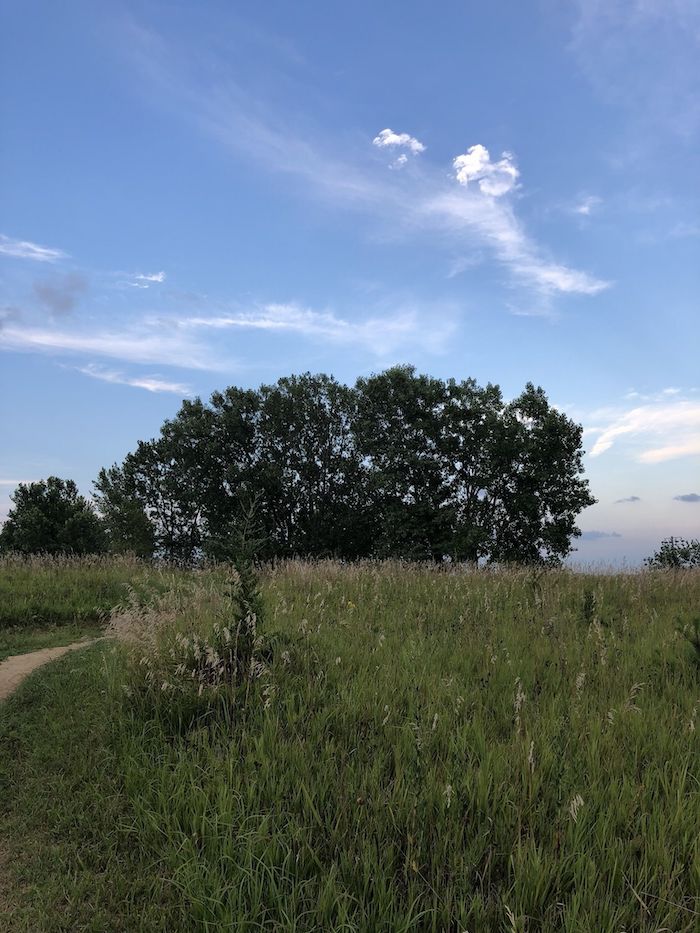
top-left (94, 368), bottom-right (595, 564)
top-left (0, 477), bottom-right (106, 556)
top-left (645, 537), bottom-right (700, 569)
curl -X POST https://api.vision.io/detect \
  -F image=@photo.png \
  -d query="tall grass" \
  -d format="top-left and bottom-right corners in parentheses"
top-left (104, 561), bottom-right (700, 931)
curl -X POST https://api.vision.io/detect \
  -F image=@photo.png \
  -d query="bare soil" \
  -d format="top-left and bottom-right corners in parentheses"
top-left (0, 640), bottom-right (100, 702)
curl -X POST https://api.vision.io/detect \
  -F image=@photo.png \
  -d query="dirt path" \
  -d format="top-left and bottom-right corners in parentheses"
top-left (0, 640), bottom-right (101, 702)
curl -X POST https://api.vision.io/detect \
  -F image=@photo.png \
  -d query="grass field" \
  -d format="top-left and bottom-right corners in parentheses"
top-left (1, 559), bottom-right (699, 931)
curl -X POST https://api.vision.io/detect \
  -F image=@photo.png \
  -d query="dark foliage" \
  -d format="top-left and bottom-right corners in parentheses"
top-left (94, 366), bottom-right (596, 564)
top-left (0, 476), bottom-right (106, 556)
top-left (645, 537), bottom-right (700, 569)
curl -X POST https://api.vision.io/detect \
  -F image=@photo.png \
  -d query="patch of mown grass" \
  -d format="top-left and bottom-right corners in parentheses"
top-left (0, 555), bottom-right (137, 628)
top-left (0, 623), bottom-right (104, 662)
top-left (0, 644), bottom-right (178, 932)
top-left (2, 562), bottom-right (700, 931)
top-left (0, 554), bottom-right (197, 629)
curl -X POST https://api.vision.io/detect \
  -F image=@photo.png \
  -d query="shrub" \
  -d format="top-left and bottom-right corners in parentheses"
top-left (645, 537), bottom-right (700, 569)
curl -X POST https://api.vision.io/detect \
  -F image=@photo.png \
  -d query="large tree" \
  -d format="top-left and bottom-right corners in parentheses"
top-left (355, 367), bottom-right (595, 563)
top-left (0, 477), bottom-right (106, 555)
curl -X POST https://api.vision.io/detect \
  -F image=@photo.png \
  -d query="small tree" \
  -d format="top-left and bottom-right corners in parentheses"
top-left (645, 537), bottom-right (700, 569)
top-left (0, 477), bottom-right (106, 555)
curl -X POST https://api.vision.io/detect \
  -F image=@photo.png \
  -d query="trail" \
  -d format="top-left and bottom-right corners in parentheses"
top-left (0, 640), bottom-right (100, 702)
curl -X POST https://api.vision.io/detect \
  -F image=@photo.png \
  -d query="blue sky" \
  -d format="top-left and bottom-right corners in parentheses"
top-left (1, 0), bottom-right (698, 564)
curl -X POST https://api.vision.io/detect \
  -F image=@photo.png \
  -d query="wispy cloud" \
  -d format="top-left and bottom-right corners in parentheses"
top-left (0, 321), bottom-right (220, 370)
top-left (119, 21), bottom-right (609, 306)
top-left (420, 188), bottom-right (610, 298)
top-left (0, 294), bottom-right (453, 371)
top-left (182, 300), bottom-right (456, 355)
top-left (570, 0), bottom-right (700, 139)
top-left (615, 495), bottom-right (641, 503)
top-left (674, 493), bottom-right (700, 503)
top-left (76, 363), bottom-right (191, 395)
top-left (118, 270), bottom-right (167, 289)
top-left (588, 393), bottom-right (700, 463)
top-left (0, 234), bottom-right (68, 263)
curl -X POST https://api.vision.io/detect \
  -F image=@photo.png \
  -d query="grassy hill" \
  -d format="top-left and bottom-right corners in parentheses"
top-left (1, 559), bottom-right (699, 930)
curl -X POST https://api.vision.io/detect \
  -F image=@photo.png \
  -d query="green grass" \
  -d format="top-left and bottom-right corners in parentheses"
top-left (2, 560), bottom-right (700, 931)
top-left (0, 554), bottom-right (160, 628)
top-left (0, 623), bottom-right (105, 663)
top-left (0, 644), bottom-right (176, 932)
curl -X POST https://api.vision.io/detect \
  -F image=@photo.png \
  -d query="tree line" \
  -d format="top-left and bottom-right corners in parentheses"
top-left (1, 366), bottom-right (598, 565)
top-left (0, 367), bottom-right (603, 564)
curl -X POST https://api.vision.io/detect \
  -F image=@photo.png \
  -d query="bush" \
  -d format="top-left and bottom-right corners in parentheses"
top-left (645, 537), bottom-right (700, 569)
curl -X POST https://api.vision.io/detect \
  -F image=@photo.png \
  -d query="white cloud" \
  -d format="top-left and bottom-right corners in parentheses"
top-left (77, 363), bottom-right (191, 395)
top-left (452, 145), bottom-right (519, 197)
top-left (421, 189), bottom-right (610, 297)
top-left (639, 439), bottom-right (700, 464)
top-left (120, 21), bottom-right (609, 305)
top-left (0, 294), bottom-right (453, 372)
top-left (121, 270), bottom-right (167, 289)
top-left (182, 301), bottom-right (455, 355)
top-left (0, 234), bottom-right (68, 263)
top-left (135, 271), bottom-right (166, 283)
top-left (0, 321), bottom-right (219, 370)
top-left (588, 396), bottom-right (700, 463)
top-left (373, 128), bottom-right (425, 155)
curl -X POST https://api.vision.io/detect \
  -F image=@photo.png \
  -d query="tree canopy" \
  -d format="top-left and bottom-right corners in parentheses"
top-left (94, 366), bottom-right (596, 564)
top-left (0, 477), bottom-right (106, 556)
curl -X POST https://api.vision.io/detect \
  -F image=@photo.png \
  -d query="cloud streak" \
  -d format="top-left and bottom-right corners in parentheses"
top-left (0, 234), bottom-right (68, 263)
top-left (0, 296), bottom-right (455, 372)
top-left (420, 189), bottom-right (609, 297)
top-left (76, 363), bottom-right (191, 395)
top-left (0, 320), bottom-right (219, 371)
top-left (674, 493), bottom-right (700, 503)
top-left (580, 530), bottom-right (622, 540)
top-left (588, 394), bottom-right (700, 463)
top-left (120, 21), bottom-right (609, 305)
top-left (183, 300), bottom-right (456, 355)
